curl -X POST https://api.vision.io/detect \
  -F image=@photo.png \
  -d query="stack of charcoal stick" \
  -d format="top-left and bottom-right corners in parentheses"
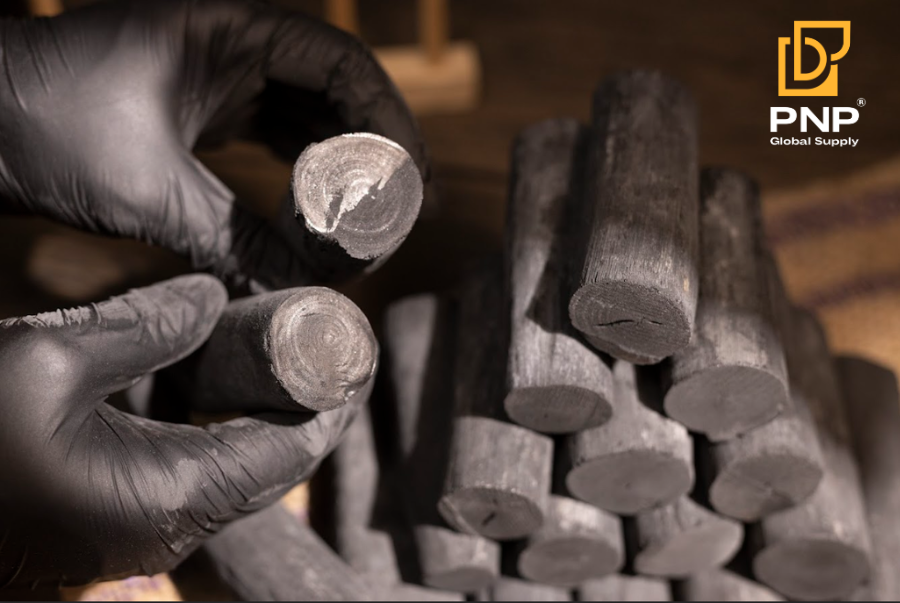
top-left (194, 71), bottom-right (900, 602)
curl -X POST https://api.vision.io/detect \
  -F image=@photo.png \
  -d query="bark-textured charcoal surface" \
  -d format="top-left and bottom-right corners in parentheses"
top-left (753, 310), bottom-right (873, 601)
top-left (664, 168), bottom-right (788, 440)
top-left (384, 294), bottom-right (500, 592)
top-left (440, 262), bottom-right (553, 540)
top-left (568, 70), bottom-right (699, 364)
top-left (838, 355), bottom-right (900, 602)
top-left (504, 118), bottom-right (614, 434)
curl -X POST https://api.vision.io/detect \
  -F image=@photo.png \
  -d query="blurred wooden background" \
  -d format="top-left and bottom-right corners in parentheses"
top-left (2, 0), bottom-right (900, 599)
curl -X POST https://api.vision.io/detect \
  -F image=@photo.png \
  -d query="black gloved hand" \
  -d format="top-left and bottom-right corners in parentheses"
top-left (0, 0), bottom-right (428, 289)
top-left (0, 274), bottom-right (363, 588)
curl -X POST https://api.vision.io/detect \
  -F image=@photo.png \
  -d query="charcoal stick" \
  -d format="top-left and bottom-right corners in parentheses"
top-left (838, 356), bottom-right (900, 602)
top-left (439, 263), bottom-right (553, 540)
top-left (504, 118), bottom-right (614, 433)
top-left (753, 310), bottom-right (872, 601)
top-left (191, 287), bottom-right (377, 413)
top-left (706, 255), bottom-right (823, 521)
top-left (204, 504), bottom-right (371, 601)
top-left (568, 70), bottom-right (699, 364)
top-left (384, 295), bottom-right (500, 591)
top-left (562, 360), bottom-right (693, 514)
top-left (664, 168), bottom-right (788, 440)
top-left (330, 405), bottom-right (401, 587)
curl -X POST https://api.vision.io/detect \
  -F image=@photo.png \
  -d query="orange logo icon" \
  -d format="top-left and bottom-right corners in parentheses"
top-left (778, 21), bottom-right (850, 96)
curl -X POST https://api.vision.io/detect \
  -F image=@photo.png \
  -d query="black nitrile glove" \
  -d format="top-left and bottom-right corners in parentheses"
top-left (0, 0), bottom-right (428, 290)
top-left (0, 274), bottom-right (363, 588)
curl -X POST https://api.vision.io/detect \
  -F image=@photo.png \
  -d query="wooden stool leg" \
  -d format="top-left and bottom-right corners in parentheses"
top-left (419, 0), bottom-right (448, 63)
top-left (326, 0), bottom-right (360, 35)
top-left (27, 0), bottom-right (63, 17)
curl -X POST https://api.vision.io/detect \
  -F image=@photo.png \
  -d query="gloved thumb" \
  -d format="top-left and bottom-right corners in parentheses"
top-left (0, 274), bottom-right (228, 403)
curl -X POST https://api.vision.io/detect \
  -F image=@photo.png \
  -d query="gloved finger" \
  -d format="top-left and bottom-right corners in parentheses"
top-left (267, 18), bottom-right (430, 181)
top-left (0, 274), bottom-right (228, 399)
top-left (0, 386), bottom-right (367, 585)
top-left (185, 0), bottom-right (430, 181)
top-left (87, 385), bottom-right (367, 550)
top-left (103, 151), bottom-right (236, 273)
top-left (197, 384), bottom-right (370, 508)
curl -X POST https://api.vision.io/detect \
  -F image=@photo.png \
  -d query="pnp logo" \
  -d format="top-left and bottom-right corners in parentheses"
top-left (778, 21), bottom-right (850, 96)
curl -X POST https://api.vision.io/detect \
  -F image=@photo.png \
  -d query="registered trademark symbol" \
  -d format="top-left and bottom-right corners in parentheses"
top-left (857, 98), bottom-right (867, 107)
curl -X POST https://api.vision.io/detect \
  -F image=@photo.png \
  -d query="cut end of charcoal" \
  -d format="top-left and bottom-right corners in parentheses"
top-left (634, 517), bottom-right (743, 577)
top-left (269, 286), bottom-right (377, 411)
top-left (439, 486), bottom-right (544, 540)
top-left (753, 538), bottom-right (870, 601)
top-left (710, 452), bottom-right (823, 522)
top-left (518, 535), bottom-right (624, 586)
top-left (569, 280), bottom-right (692, 362)
top-left (566, 449), bottom-right (693, 515)
top-left (292, 133), bottom-right (423, 260)
top-left (504, 385), bottom-right (613, 434)
top-left (664, 365), bottom-right (787, 441)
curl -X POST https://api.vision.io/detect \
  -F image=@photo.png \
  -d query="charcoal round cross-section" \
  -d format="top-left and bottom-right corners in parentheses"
top-left (664, 366), bottom-right (786, 441)
top-left (569, 282), bottom-right (694, 364)
top-left (709, 449), bottom-right (822, 522)
top-left (705, 253), bottom-right (823, 521)
top-left (565, 449), bottom-right (693, 515)
top-left (516, 496), bottom-right (623, 586)
top-left (632, 497), bottom-right (743, 578)
top-left (562, 361), bottom-right (693, 515)
top-left (268, 287), bottom-right (377, 410)
top-left (191, 286), bottom-right (377, 412)
top-left (293, 132), bottom-right (423, 259)
top-left (753, 539), bottom-right (869, 602)
top-left (279, 132), bottom-right (424, 282)
top-left (504, 118), bottom-right (614, 434)
top-left (664, 168), bottom-right (789, 441)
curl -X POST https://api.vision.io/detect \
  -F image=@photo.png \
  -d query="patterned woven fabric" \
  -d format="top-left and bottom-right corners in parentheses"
top-left (765, 157), bottom-right (900, 378)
